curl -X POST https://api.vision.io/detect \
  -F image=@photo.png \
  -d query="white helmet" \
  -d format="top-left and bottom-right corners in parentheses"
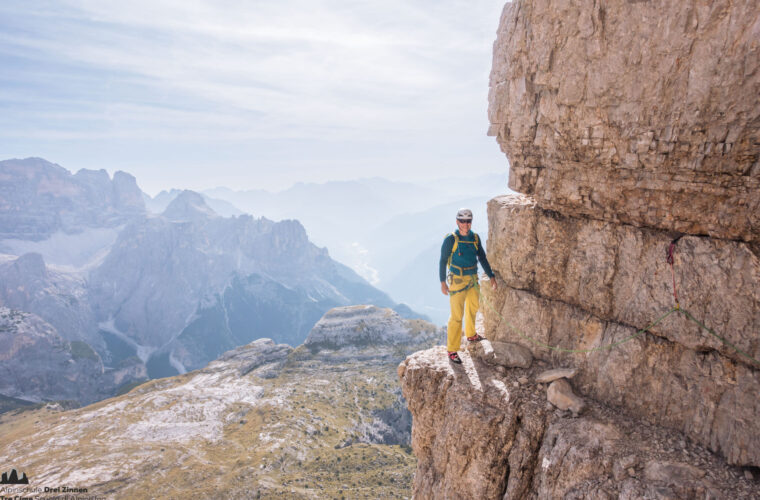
top-left (456, 208), bottom-right (473, 221)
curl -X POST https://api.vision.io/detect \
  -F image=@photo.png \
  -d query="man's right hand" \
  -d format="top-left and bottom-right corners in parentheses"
top-left (441, 282), bottom-right (449, 295)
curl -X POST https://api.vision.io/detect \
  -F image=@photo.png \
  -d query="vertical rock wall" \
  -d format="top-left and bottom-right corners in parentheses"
top-left (488, 0), bottom-right (760, 241)
top-left (401, 0), bottom-right (760, 498)
top-left (484, 0), bottom-right (760, 467)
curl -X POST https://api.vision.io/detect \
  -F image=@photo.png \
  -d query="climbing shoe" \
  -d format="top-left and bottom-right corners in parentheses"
top-left (467, 334), bottom-right (485, 342)
top-left (448, 351), bottom-right (462, 364)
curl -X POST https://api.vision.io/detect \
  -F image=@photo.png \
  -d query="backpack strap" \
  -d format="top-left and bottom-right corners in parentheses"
top-left (446, 232), bottom-right (458, 271)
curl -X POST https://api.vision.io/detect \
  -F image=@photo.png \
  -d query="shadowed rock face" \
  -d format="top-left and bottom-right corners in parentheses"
top-left (488, 0), bottom-right (760, 241)
top-left (0, 253), bottom-right (101, 350)
top-left (0, 308), bottom-right (138, 405)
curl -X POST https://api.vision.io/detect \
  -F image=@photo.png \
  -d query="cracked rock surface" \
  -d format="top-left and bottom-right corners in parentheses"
top-left (488, 0), bottom-right (760, 241)
top-left (399, 346), bottom-right (758, 499)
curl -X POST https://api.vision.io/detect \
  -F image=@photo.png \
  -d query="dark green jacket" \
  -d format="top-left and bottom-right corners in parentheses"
top-left (439, 230), bottom-right (494, 282)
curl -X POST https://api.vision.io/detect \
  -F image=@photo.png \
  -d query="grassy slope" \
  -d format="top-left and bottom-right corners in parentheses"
top-left (0, 345), bottom-right (422, 499)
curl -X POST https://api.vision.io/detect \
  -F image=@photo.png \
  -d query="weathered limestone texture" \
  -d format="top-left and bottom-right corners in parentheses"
top-left (402, 1), bottom-right (760, 496)
top-left (480, 0), bottom-right (760, 469)
top-left (486, 194), bottom-right (760, 367)
top-left (488, 0), bottom-right (760, 241)
top-left (399, 348), bottom-right (757, 499)
top-left (483, 285), bottom-right (760, 467)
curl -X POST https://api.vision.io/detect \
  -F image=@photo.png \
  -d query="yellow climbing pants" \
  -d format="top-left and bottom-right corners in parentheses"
top-left (446, 274), bottom-right (479, 352)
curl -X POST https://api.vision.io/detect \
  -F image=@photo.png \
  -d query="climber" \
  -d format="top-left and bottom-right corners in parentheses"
top-left (439, 208), bottom-right (497, 364)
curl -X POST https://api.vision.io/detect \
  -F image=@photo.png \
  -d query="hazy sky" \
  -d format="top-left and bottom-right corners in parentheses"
top-left (0, 0), bottom-right (509, 195)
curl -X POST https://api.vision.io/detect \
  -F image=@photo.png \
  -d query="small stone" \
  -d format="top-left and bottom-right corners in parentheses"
top-left (613, 455), bottom-right (638, 481)
top-left (628, 467), bottom-right (636, 477)
top-left (513, 381), bottom-right (519, 388)
top-left (546, 378), bottom-right (586, 414)
top-left (745, 470), bottom-right (754, 480)
top-left (536, 368), bottom-right (577, 383)
top-left (518, 376), bottom-right (529, 385)
top-left (644, 460), bottom-right (705, 483)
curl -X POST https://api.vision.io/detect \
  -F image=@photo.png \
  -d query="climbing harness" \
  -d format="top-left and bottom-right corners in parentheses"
top-left (479, 238), bottom-right (760, 366)
top-left (448, 274), bottom-right (479, 296)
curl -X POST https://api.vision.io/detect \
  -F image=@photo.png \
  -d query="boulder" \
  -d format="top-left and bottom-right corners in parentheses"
top-left (546, 378), bottom-right (585, 415)
top-left (470, 340), bottom-right (533, 368)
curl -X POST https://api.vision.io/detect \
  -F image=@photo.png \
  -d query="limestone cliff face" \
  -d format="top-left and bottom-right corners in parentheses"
top-left (488, 0), bottom-right (759, 241)
top-left (401, 1), bottom-right (760, 498)
top-left (399, 348), bottom-right (757, 499)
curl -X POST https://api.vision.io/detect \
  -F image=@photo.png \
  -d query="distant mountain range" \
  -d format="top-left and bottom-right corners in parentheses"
top-left (0, 158), bottom-right (422, 405)
top-left (193, 174), bottom-right (512, 323)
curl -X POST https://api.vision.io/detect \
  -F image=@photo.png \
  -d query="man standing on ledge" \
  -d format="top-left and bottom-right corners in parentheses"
top-left (440, 208), bottom-right (498, 364)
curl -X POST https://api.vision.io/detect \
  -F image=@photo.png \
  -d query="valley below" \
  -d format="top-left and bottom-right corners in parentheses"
top-left (0, 306), bottom-right (438, 499)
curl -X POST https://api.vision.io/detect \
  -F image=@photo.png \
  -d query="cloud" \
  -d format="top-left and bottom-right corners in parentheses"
top-left (0, 0), bottom-right (507, 191)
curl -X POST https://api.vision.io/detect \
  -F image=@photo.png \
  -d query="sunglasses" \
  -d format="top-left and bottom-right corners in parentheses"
top-left (457, 219), bottom-right (472, 224)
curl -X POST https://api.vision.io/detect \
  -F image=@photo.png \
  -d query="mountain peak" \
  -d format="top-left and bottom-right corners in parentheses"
top-left (161, 190), bottom-right (218, 222)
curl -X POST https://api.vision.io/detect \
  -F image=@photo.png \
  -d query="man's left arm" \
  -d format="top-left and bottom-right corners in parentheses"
top-left (477, 240), bottom-right (498, 290)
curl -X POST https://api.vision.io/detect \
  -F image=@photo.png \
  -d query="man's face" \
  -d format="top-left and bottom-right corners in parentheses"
top-left (456, 219), bottom-right (472, 235)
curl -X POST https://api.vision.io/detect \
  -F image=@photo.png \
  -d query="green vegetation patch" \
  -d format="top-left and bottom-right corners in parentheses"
top-left (69, 340), bottom-right (99, 361)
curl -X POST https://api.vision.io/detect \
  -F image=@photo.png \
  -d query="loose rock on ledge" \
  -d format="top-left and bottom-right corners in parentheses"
top-left (546, 378), bottom-right (586, 415)
top-left (469, 339), bottom-right (533, 368)
top-left (536, 368), bottom-right (577, 383)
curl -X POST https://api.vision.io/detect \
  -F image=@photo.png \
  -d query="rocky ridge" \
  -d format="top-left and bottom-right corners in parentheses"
top-left (400, 0), bottom-right (760, 498)
top-left (0, 157), bottom-right (144, 241)
top-left (89, 191), bottom-right (401, 372)
top-left (0, 166), bottom-right (415, 404)
top-left (0, 306), bottom-right (439, 499)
